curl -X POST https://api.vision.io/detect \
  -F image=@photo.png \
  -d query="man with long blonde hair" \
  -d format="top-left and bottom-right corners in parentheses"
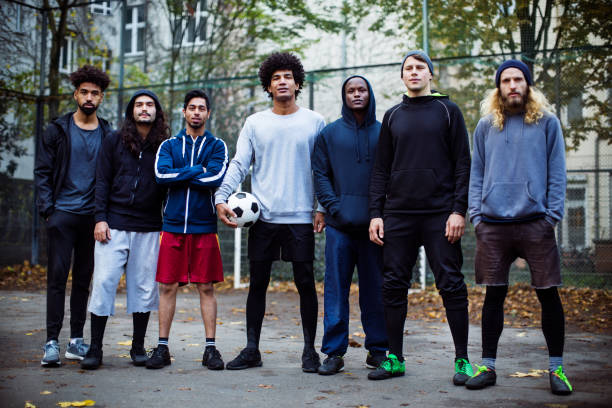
top-left (466, 60), bottom-right (571, 395)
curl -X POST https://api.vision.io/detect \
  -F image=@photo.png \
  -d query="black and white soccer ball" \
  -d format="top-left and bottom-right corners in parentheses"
top-left (227, 192), bottom-right (260, 227)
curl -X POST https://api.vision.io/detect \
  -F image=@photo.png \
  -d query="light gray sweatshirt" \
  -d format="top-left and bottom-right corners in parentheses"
top-left (468, 111), bottom-right (566, 226)
top-left (215, 107), bottom-right (325, 224)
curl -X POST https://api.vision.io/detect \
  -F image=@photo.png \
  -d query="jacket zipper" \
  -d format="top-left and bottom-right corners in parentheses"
top-left (184, 138), bottom-right (196, 234)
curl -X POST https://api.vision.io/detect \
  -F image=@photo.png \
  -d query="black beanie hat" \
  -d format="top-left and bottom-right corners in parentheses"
top-left (125, 89), bottom-right (163, 119)
top-left (495, 59), bottom-right (533, 88)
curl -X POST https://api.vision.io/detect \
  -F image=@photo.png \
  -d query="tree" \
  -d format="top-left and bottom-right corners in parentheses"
top-left (360, 0), bottom-right (611, 148)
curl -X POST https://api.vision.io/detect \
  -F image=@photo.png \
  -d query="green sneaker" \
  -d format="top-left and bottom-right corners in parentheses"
top-left (453, 358), bottom-right (474, 385)
top-left (550, 366), bottom-right (572, 395)
top-left (465, 364), bottom-right (496, 390)
top-left (367, 354), bottom-right (405, 380)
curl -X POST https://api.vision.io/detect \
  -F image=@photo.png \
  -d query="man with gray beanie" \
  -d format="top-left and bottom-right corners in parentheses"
top-left (368, 51), bottom-right (473, 384)
top-left (80, 90), bottom-right (169, 369)
top-left (465, 60), bottom-right (571, 395)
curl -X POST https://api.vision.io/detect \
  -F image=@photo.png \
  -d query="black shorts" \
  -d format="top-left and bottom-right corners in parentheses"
top-left (247, 221), bottom-right (314, 262)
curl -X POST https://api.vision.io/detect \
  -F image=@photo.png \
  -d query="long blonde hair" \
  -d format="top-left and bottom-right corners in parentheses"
top-left (480, 86), bottom-right (553, 130)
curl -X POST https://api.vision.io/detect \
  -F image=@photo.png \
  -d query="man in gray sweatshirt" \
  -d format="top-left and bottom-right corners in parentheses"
top-left (466, 60), bottom-right (571, 396)
top-left (215, 52), bottom-right (325, 373)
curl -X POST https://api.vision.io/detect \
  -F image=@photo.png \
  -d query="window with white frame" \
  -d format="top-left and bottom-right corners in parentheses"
top-left (89, 54), bottom-right (112, 73)
top-left (124, 5), bottom-right (145, 56)
top-left (174, 0), bottom-right (209, 46)
top-left (59, 35), bottom-right (76, 74)
top-left (564, 180), bottom-right (588, 249)
top-left (90, 1), bottom-right (112, 16)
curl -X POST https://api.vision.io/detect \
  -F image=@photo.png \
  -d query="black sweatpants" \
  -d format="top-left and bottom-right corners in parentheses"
top-left (246, 260), bottom-right (318, 350)
top-left (46, 210), bottom-right (95, 342)
top-left (381, 213), bottom-right (469, 359)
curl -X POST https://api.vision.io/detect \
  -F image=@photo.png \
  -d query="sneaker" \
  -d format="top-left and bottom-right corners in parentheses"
top-left (318, 355), bottom-right (344, 375)
top-left (80, 344), bottom-right (103, 370)
top-left (41, 340), bottom-right (61, 366)
top-left (453, 357), bottom-right (474, 385)
top-left (65, 338), bottom-right (89, 360)
top-left (145, 345), bottom-right (171, 369)
top-left (226, 347), bottom-right (263, 370)
top-left (465, 364), bottom-right (497, 389)
top-left (130, 343), bottom-right (148, 367)
top-left (202, 347), bottom-right (224, 370)
top-left (367, 354), bottom-right (405, 380)
top-left (302, 348), bottom-right (321, 373)
top-left (550, 366), bottom-right (573, 395)
top-left (365, 351), bottom-right (387, 369)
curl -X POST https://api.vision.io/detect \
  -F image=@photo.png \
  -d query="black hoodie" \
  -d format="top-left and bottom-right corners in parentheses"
top-left (312, 75), bottom-right (381, 233)
top-left (94, 90), bottom-right (166, 231)
top-left (369, 93), bottom-right (471, 218)
top-left (34, 112), bottom-right (112, 219)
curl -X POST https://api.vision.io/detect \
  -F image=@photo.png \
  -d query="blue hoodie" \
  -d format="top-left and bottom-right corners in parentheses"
top-left (155, 129), bottom-right (228, 234)
top-left (312, 75), bottom-right (381, 232)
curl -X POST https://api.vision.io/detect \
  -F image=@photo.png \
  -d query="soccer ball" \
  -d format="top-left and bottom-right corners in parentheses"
top-left (227, 192), bottom-right (260, 228)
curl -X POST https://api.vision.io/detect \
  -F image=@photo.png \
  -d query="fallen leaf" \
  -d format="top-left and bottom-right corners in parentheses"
top-left (348, 338), bottom-right (362, 348)
top-left (263, 350), bottom-right (274, 354)
top-left (257, 384), bottom-right (273, 389)
top-left (516, 332), bottom-right (527, 337)
top-left (509, 369), bottom-right (548, 378)
top-left (25, 402), bottom-right (36, 408)
top-left (117, 341), bottom-right (132, 346)
top-left (230, 321), bottom-right (243, 325)
top-left (40, 390), bottom-right (52, 395)
top-left (187, 344), bottom-right (200, 347)
top-left (352, 332), bottom-right (365, 338)
top-left (177, 387), bottom-right (191, 391)
top-left (25, 333), bottom-right (33, 336)
top-left (57, 401), bottom-right (95, 407)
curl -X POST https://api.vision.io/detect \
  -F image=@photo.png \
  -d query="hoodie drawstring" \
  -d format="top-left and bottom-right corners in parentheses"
top-left (354, 124), bottom-right (361, 163)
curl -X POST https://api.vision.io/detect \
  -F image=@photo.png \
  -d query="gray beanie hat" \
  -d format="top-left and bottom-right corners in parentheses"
top-left (401, 50), bottom-right (434, 77)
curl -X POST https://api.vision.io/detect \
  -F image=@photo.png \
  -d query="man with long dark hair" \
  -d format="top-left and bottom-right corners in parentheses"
top-left (215, 52), bottom-right (326, 373)
top-left (80, 90), bottom-right (169, 369)
top-left (35, 65), bottom-right (112, 366)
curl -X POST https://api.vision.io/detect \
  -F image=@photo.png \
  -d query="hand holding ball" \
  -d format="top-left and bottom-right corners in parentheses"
top-left (227, 192), bottom-right (260, 227)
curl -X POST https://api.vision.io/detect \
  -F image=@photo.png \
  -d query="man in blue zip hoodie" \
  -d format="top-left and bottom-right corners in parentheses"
top-left (146, 89), bottom-right (228, 370)
top-left (368, 51), bottom-right (473, 383)
top-left (312, 75), bottom-right (388, 375)
top-left (465, 60), bottom-right (571, 395)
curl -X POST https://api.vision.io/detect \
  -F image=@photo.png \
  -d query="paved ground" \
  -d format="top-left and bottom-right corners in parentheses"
top-left (0, 289), bottom-right (610, 407)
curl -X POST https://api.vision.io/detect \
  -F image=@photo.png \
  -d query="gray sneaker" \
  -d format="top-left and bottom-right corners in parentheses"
top-left (65, 338), bottom-right (89, 360)
top-left (41, 340), bottom-right (61, 366)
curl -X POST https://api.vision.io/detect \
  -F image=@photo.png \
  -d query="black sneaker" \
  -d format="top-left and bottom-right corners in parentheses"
top-left (302, 348), bottom-right (321, 373)
top-left (130, 343), bottom-right (148, 367)
top-left (550, 366), bottom-right (573, 395)
top-left (226, 348), bottom-right (263, 370)
top-left (146, 345), bottom-right (171, 369)
top-left (367, 354), bottom-right (405, 381)
top-left (80, 344), bottom-right (103, 370)
top-left (453, 358), bottom-right (474, 385)
top-left (465, 365), bottom-right (496, 390)
top-left (365, 351), bottom-right (387, 369)
top-left (318, 355), bottom-right (344, 375)
top-left (202, 347), bottom-right (224, 370)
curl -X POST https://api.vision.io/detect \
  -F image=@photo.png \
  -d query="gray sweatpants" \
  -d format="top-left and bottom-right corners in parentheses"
top-left (88, 229), bottom-right (160, 316)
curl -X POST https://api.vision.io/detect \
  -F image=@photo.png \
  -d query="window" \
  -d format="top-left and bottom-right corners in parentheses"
top-left (59, 36), bottom-right (76, 74)
top-left (124, 5), bottom-right (145, 56)
top-left (174, 0), bottom-right (209, 46)
top-left (90, 1), bottom-right (112, 16)
top-left (564, 181), bottom-right (588, 249)
top-left (89, 54), bottom-right (112, 73)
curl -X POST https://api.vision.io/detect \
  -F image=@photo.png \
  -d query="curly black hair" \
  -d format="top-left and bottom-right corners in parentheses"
top-left (258, 52), bottom-right (305, 99)
top-left (69, 65), bottom-right (111, 91)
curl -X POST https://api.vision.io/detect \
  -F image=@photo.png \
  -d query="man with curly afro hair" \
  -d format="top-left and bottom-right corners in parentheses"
top-left (35, 65), bottom-right (113, 366)
top-left (216, 52), bottom-right (326, 373)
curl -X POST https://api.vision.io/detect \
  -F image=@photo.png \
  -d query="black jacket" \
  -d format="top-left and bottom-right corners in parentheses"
top-left (34, 112), bottom-right (112, 219)
top-left (95, 131), bottom-right (165, 231)
top-left (369, 93), bottom-right (471, 218)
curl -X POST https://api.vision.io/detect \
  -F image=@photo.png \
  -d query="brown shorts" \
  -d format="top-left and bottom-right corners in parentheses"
top-left (474, 218), bottom-right (561, 288)
top-left (156, 232), bottom-right (224, 285)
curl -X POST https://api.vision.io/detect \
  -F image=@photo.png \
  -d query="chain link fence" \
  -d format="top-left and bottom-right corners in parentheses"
top-left (1, 47), bottom-right (610, 288)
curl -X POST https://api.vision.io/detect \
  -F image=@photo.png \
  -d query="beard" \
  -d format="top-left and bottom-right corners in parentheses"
top-left (502, 92), bottom-right (528, 111)
top-left (135, 115), bottom-right (154, 124)
top-left (187, 120), bottom-right (204, 129)
top-left (79, 102), bottom-right (98, 116)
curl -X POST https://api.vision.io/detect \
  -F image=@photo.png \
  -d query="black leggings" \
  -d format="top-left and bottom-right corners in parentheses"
top-left (246, 260), bottom-right (318, 349)
top-left (482, 285), bottom-right (564, 358)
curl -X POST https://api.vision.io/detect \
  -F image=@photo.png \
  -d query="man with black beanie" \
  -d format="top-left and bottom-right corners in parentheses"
top-left (80, 90), bottom-right (169, 369)
top-left (368, 50), bottom-right (473, 384)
